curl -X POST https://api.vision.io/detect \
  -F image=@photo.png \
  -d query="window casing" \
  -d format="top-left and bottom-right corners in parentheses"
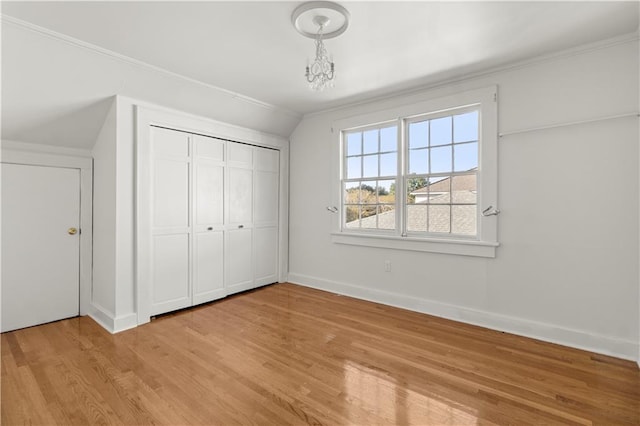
top-left (332, 86), bottom-right (498, 257)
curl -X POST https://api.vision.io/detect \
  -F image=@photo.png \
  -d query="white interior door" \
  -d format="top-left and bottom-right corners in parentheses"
top-left (254, 147), bottom-right (279, 285)
top-left (1, 163), bottom-right (80, 332)
top-left (150, 127), bottom-right (192, 315)
top-left (226, 143), bottom-right (254, 293)
top-left (192, 135), bottom-right (225, 305)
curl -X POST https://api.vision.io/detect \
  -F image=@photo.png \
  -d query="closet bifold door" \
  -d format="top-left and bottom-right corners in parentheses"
top-left (226, 142), bottom-right (254, 295)
top-left (192, 135), bottom-right (226, 305)
top-left (253, 147), bottom-right (279, 286)
top-left (149, 127), bottom-right (192, 315)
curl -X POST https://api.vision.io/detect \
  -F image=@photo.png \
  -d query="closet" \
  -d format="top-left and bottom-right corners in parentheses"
top-left (149, 126), bottom-right (279, 316)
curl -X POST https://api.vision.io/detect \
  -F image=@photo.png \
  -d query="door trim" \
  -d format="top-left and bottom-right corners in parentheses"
top-left (1, 146), bottom-right (93, 318)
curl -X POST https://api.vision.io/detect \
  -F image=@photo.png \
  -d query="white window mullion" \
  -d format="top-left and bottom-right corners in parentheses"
top-left (398, 118), bottom-right (407, 237)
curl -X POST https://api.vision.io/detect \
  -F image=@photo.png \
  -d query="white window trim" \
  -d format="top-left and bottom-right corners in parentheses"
top-left (330, 86), bottom-right (499, 258)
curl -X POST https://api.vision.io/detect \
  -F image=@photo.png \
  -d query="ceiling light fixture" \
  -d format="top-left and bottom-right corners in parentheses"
top-left (292, 1), bottom-right (350, 91)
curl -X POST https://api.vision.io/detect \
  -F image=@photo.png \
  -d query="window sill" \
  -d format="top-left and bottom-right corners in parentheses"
top-left (330, 232), bottom-right (499, 258)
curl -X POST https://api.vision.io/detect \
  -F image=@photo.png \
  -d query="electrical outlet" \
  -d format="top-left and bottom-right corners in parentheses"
top-left (384, 260), bottom-right (391, 272)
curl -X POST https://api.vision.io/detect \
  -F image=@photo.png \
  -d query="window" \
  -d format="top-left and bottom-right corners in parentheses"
top-left (332, 86), bottom-right (498, 257)
top-left (405, 109), bottom-right (478, 236)
top-left (344, 124), bottom-right (398, 231)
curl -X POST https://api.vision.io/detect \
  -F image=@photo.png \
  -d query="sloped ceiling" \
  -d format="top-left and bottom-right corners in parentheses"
top-left (2, 1), bottom-right (638, 149)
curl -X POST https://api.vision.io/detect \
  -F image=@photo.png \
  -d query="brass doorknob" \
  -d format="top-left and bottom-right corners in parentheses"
top-left (68, 227), bottom-right (78, 235)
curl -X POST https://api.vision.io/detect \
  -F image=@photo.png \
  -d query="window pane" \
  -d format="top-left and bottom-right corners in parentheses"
top-left (452, 174), bottom-right (477, 204)
top-left (406, 204), bottom-right (427, 232)
top-left (427, 175), bottom-right (451, 204)
top-left (409, 149), bottom-right (428, 174)
top-left (344, 182), bottom-right (361, 204)
top-left (360, 214), bottom-right (377, 229)
top-left (361, 203), bottom-right (377, 220)
top-left (380, 152), bottom-right (397, 177)
top-left (430, 116), bottom-right (452, 146)
top-left (363, 129), bottom-right (378, 154)
top-left (377, 205), bottom-right (395, 230)
top-left (428, 205), bottom-right (450, 233)
top-left (347, 156), bottom-right (361, 179)
top-left (454, 142), bottom-right (478, 172)
top-left (409, 121), bottom-right (428, 149)
top-left (362, 155), bottom-right (378, 178)
top-left (452, 205), bottom-right (476, 235)
top-left (377, 179), bottom-right (395, 204)
top-left (346, 132), bottom-right (361, 156)
top-left (345, 205), bottom-right (360, 228)
top-left (406, 177), bottom-right (429, 204)
top-left (360, 183), bottom-right (377, 204)
top-left (380, 126), bottom-right (397, 152)
top-left (430, 145), bottom-right (452, 173)
top-left (454, 111), bottom-right (478, 143)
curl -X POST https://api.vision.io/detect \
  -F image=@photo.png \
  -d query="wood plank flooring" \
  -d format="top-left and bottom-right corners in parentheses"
top-left (2, 283), bottom-right (639, 425)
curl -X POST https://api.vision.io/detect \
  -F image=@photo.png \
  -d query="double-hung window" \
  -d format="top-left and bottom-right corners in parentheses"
top-left (332, 86), bottom-right (498, 257)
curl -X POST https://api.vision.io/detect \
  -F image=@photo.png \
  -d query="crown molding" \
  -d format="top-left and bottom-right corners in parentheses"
top-left (1, 14), bottom-right (302, 120)
top-left (305, 30), bottom-right (640, 119)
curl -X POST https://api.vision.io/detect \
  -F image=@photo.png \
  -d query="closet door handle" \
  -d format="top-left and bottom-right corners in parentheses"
top-left (207, 227), bottom-right (213, 231)
top-left (238, 225), bottom-right (244, 229)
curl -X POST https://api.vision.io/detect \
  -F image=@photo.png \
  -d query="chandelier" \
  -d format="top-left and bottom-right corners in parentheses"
top-left (306, 17), bottom-right (334, 91)
top-left (292, 1), bottom-right (350, 91)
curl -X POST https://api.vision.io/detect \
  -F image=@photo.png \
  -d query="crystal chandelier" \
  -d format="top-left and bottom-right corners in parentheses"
top-left (292, 1), bottom-right (350, 92)
top-left (305, 17), bottom-right (335, 91)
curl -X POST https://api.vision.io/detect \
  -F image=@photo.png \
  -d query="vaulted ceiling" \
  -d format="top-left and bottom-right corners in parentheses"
top-left (2, 1), bottom-right (638, 148)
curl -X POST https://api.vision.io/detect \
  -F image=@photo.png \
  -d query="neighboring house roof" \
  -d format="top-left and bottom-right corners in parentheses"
top-left (346, 203), bottom-right (477, 235)
top-left (410, 170), bottom-right (477, 195)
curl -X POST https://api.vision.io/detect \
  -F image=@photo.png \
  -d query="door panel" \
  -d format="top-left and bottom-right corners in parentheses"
top-left (152, 127), bottom-right (189, 156)
top-left (228, 143), bottom-right (252, 166)
top-left (226, 228), bottom-right (253, 294)
top-left (254, 170), bottom-right (279, 224)
top-left (193, 231), bottom-right (224, 304)
top-left (195, 163), bottom-right (224, 227)
top-left (151, 233), bottom-right (190, 314)
top-left (1, 163), bottom-right (80, 332)
top-left (153, 159), bottom-right (189, 228)
top-left (255, 148), bottom-right (279, 173)
top-left (228, 167), bottom-right (252, 225)
top-left (193, 135), bottom-right (224, 161)
top-left (254, 226), bottom-right (278, 286)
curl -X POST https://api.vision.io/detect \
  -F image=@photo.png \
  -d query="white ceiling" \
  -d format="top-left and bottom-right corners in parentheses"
top-left (2, 1), bottom-right (639, 147)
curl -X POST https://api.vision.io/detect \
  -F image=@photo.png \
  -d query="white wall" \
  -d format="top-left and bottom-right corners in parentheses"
top-left (90, 99), bottom-right (118, 325)
top-left (289, 38), bottom-right (640, 360)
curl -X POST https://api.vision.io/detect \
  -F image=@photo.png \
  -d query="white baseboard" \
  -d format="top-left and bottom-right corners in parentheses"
top-left (89, 303), bottom-right (138, 334)
top-left (288, 272), bottom-right (638, 362)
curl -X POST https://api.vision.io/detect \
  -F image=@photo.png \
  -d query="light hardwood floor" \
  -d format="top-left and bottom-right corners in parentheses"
top-left (2, 283), bottom-right (639, 425)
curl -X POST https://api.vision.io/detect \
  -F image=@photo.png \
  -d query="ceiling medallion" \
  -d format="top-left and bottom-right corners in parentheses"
top-left (292, 1), bottom-right (350, 91)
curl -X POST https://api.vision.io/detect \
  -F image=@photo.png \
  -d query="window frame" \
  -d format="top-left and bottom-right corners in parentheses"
top-left (342, 121), bottom-right (399, 235)
top-left (402, 105), bottom-right (480, 239)
top-left (331, 86), bottom-right (499, 258)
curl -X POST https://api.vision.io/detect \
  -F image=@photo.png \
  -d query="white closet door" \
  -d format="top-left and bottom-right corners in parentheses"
top-left (192, 135), bottom-right (225, 305)
top-left (226, 143), bottom-right (254, 293)
top-left (150, 127), bottom-right (191, 315)
top-left (254, 147), bottom-right (279, 285)
top-left (1, 163), bottom-right (80, 332)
